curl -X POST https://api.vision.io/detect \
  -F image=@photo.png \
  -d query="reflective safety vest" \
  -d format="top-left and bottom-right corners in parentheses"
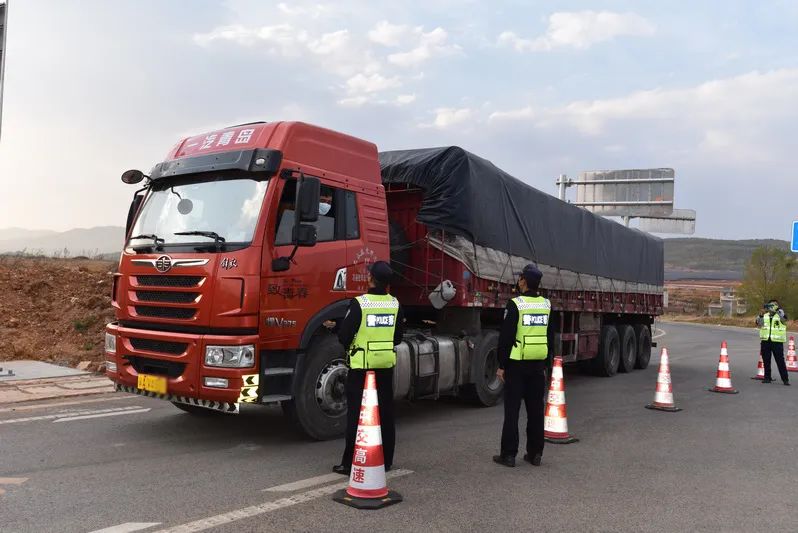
top-left (349, 294), bottom-right (399, 369)
top-left (509, 296), bottom-right (551, 361)
top-left (760, 312), bottom-right (787, 343)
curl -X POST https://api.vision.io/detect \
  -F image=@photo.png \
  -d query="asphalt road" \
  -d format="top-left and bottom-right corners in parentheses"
top-left (1, 322), bottom-right (796, 533)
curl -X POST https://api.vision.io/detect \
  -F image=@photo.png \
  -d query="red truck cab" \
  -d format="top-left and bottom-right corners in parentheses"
top-left (106, 122), bottom-right (388, 433)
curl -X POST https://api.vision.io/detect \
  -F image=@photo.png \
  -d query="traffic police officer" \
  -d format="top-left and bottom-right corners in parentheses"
top-left (493, 264), bottom-right (551, 467)
top-left (756, 299), bottom-right (790, 385)
top-left (333, 261), bottom-right (405, 475)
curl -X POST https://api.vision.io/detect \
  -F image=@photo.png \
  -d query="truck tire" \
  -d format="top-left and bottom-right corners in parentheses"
top-left (463, 330), bottom-right (503, 406)
top-left (634, 324), bottom-right (652, 369)
top-left (172, 402), bottom-right (223, 416)
top-left (286, 334), bottom-right (348, 440)
top-left (617, 324), bottom-right (637, 374)
top-left (594, 325), bottom-right (620, 377)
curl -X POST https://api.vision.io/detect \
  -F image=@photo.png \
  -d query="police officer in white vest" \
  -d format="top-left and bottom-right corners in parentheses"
top-left (333, 261), bottom-right (405, 475)
top-left (756, 299), bottom-right (790, 385)
top-left (494, 264), bottom-right (551, 467)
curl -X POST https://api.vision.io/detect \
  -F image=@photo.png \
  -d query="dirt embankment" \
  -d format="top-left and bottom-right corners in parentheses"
top-left (0, 257), bottom-right (116, 367)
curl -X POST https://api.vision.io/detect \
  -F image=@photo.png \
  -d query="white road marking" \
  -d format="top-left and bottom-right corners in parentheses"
top-left (154, 469), bottom-right (414, 533)
top-left (653, 327), bottom-right (666, 340)
top-left (87, 523), bottom-right (162, 533)
top-left (262, 473), bottom-right (342, 492)
top-left (0, 406), bottom-right (146, 425)
top-left (0, 477), bottom-right (28, 496)
top-left (0, 394), bottom-right (135, 414)
top-left (54, 408), bottom-right (151, 422)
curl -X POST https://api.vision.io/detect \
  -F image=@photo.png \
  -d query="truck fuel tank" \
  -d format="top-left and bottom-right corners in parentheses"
top-left (393, 334), bottom-right (471, 400)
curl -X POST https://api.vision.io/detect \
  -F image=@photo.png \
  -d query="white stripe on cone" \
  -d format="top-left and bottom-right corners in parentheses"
top-left (361, 389), bottom-right (378, 407)
top-left (354, 424), bottom-right (383, 447)
top-left (650, 348), bottom-right (677, 408)
top-left (348, 464), bottom-right (387, 491)
top-left (654, 390), bottom-right (674, 405)
top-left (544, 410), bottom-right (568, 434)
top-left (718, 362), bottom-right (729, 371)
top-left (716, 377), bottom-right (732, 389)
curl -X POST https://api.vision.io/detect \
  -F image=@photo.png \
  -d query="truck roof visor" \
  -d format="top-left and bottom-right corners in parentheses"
top-left (149, 148), bottom-right (282, 180)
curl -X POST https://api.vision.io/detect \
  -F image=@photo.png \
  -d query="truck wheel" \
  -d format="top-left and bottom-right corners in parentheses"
top-left (617, 324), bottom-right (637, 374)
top-left (594, 325), bottom-right (620, 377)
top-left (287, 334), bottom-right (348, 440)
top-left (464, 330), bottom-right (503, 406)
top-left (634, 325), bottom-right (652, 369)
top-left (172, 402), bottom-right (223, 416)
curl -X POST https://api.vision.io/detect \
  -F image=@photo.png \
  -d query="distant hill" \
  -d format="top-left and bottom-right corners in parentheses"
top-left (0, 227), bottom-right (58, 241)
top-left (664, 238), bottom-right (790, 274)
top-left (0, 226), bottom-right (125, 256)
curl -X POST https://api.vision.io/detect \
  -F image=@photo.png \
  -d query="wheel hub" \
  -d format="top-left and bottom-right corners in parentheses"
top-left (484, 348), bottom-right (501, 391)
top-left (315, 359), bottom-right (348, 416)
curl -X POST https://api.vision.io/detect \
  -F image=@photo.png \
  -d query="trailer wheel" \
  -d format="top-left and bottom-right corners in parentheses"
top-left (617, 324), bottom-right (637, 374)
top-left (594, 325), bottom-right (620, 377)
top-left (464, 330), bottom-right (503, 406)
top-left (285, 334), bottom-right (348, 441)
top-left (634, 325), bottom-right (652, 369)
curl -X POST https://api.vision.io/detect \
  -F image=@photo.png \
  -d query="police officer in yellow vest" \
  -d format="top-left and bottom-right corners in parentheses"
top-left (756, 299), bottom-right (790, 385)
top-left (494, 264), bottom-right (551, 468)
top-left (333, 261), bottom-right (405, 475)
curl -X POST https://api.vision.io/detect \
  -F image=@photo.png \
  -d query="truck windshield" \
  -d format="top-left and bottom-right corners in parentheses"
top-left (129, 177), bottom-right (268, 248)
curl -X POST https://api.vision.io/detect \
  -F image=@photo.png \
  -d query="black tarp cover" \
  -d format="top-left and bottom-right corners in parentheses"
top-left (379, 146), bottom-right (664, 286)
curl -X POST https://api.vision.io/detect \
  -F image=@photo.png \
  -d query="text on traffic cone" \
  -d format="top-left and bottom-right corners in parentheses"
top-left (347, 371), bottom-right (387, 499)
top-left (544, 356), bottom-right (578, 444)
top-left (787, 336), bottom-right (798, 373)
top-left (333, 371), bottom-right (403, 510)
top-left (645, 348), bottom-right (681, 412)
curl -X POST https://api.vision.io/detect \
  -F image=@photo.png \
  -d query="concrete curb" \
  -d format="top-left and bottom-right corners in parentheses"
top-left (0, 374), bottom-right (114, 405)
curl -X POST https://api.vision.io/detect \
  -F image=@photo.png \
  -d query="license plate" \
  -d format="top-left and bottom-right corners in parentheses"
top-left (137, 373), bottom-right (167, 394)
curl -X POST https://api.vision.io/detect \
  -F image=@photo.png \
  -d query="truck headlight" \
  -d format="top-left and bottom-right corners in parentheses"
top-left (105, 332), bottom-right (116, 354)
top-left (204, 345), bottom-right (255, 368)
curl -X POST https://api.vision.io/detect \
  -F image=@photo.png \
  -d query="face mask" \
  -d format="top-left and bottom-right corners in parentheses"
top-left (319, 202), bottom-right (331, 216)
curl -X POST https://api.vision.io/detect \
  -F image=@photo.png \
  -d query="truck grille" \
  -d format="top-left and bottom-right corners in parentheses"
top-left (136, 275), bottom-right (203, 288)
top-left (126, 356), bottom-right (185, 378)
top-left (135, 306), bottom-right (196, 320)
top-left (130, 338), bottom-right (188, 355)
top-left (135, 290), bottom-right (199, 304)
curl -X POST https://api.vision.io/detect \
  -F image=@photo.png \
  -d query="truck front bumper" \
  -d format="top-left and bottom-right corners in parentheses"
top-left (104, 322), bottom-right (259, 413)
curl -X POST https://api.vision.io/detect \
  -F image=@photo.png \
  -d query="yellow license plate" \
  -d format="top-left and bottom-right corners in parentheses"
top-left (137, 373), bottom-right (167, 394)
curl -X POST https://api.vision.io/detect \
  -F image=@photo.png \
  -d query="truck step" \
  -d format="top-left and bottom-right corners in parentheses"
top-left (263, 367), bottom-right (294, 376)
top-left (261, 394), bottom-right (291, 404)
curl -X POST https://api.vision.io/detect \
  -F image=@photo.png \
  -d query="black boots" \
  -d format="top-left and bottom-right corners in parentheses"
top-left (332, 464), bottom-right (351, 475)
top-left (523, 453), bottom-right (543, 466)
top-left (492, 455), bottom-right (515, 467)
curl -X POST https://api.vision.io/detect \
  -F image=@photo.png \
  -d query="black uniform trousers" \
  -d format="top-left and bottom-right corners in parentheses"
top-left (340, 367), bottom-right (395, 469)
top-left (500, 359), bottom-right (547, 458)
top-left (761, 341), bottom-right (789, 382)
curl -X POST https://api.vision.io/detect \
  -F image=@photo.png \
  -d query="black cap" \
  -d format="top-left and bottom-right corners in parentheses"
top-left (521, 264), bottom-right (542, 286)
top-left (369, 261), bottom-right (394, 286)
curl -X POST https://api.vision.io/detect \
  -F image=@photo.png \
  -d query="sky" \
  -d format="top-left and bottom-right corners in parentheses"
top-left (0, 0), bottom-right (796, 239)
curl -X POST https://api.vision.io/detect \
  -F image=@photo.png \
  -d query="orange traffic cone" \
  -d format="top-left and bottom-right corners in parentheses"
top-left (709, 341), bottom-right (739, 394)
top-left (751, 353), bottom-right (765, 380)
top-left (544, 356), bottom-right (578, 444)
top-left (333, 371), bottom-right (403, 509)
top-left (645, 348), bottom-right (681, 412)
top-left (787, 337), bottom-right (798, 373)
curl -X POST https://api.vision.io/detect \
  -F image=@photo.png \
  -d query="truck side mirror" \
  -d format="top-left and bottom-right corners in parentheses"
top-left (293, 224), bottom-right (317, 247)
top-left (296, 176), bottom-right (320, 223)
top-left (121, 169), bottom-right (146, 184)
